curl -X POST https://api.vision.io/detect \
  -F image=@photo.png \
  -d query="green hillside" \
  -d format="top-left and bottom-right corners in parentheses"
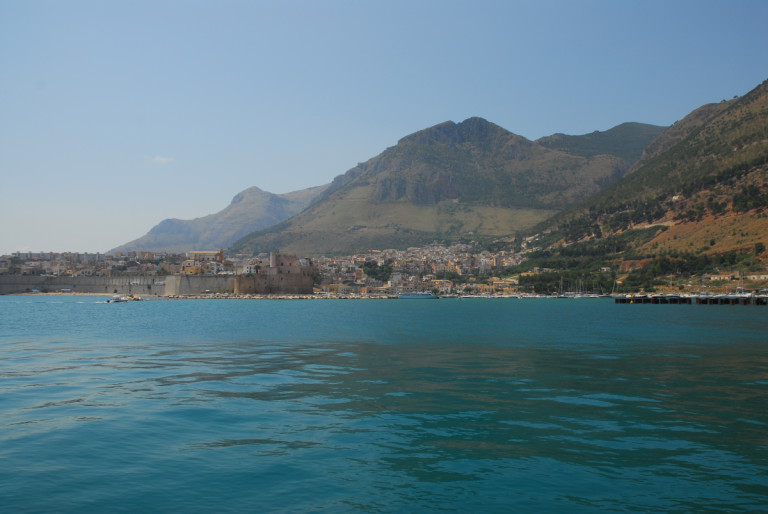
top-left (547, 79), bottom-right (768, 240)
top-left (536, 122), bottom-right (666, 165)
top-left (514, 78), bottom-right (768, 290)
top-left (630, 102), bottom-right (732, 170)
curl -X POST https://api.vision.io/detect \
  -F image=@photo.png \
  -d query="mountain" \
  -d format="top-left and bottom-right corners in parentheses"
top-left (526, 77), bottom-right (768, 268)
top-left (232, 117), bottom-right (664, 256)
top-left (111, 185), bottom-right (328, 254)
top-left (537, 122), bottom-right (666, 166)
top-left (629, 101), bottom-right (733, 172)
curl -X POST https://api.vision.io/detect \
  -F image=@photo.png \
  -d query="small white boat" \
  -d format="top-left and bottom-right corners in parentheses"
top-left (107, 295), bottom-right (141, 303)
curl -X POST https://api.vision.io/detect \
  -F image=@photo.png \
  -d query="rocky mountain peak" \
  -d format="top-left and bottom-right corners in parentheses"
top-left (397, 117), bottom-right (515, 147)
top-left (230, 186), bottom-right (268, 205)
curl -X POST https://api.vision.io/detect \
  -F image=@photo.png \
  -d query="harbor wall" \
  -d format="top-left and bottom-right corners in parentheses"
top-left (164, 275), bottom-right (235, 295)
top-left (614, 294), bottom-right (768, 306)
top-left (0, 273), bottom-right (312, 296)
top-left (0, 275), bottom-right (168, 295)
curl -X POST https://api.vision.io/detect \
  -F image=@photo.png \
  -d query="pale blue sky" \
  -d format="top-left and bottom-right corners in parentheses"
top-left (1, 0), bottom-right (767, 254)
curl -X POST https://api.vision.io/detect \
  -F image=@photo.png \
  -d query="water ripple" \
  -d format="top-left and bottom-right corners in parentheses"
top-left (2, 296), bottom-right (767, 512)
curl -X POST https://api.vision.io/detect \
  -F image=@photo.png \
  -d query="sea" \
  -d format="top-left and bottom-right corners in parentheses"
top-left (1, 295), bottom-right (767, 513)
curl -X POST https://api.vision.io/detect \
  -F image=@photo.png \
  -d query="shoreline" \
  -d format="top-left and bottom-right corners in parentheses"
top-left (8, 291), bottom-right (768, 302)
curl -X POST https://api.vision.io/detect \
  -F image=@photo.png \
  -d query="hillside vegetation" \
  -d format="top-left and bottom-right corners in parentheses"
top-left (537, 122), bottom-right (666, 165)
top-left (515, 78), bottom-right (768, 289)
top-left (232, 118), bottom-right (662, 255)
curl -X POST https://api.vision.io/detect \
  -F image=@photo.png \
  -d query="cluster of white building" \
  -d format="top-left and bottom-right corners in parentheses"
top-left (313, 243), bottom-right (524, 294)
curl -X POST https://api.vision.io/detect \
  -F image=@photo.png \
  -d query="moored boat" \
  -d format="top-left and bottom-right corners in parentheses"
top-left (107, 294), bottom-right (142, 303)
top-left (398, 291), bottom-right (438, 299)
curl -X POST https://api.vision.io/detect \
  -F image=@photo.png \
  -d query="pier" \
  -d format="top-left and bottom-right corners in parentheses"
top-left (615, 294), bottom-right (768, 306)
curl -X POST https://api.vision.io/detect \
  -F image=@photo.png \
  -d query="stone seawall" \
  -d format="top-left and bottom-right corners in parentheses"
top-left (0, 274), bottom-right (311, 296)
top-left (0, 275), bottom-right (168, 295)
top-left (164, 276), bottom-right (235, 296)
top-left (0, 275), bottom-right (235, 296)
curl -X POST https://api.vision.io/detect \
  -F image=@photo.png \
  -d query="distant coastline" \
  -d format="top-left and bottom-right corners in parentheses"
top-left (11, 291), bottom-right (768, 305)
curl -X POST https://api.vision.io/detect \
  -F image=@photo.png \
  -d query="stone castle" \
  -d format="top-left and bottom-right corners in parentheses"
top-left (0, 253), bottom-right (314, 296)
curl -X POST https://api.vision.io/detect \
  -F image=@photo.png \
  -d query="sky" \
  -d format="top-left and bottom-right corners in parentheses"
top-left (1, 0), bottom-right (767, 255)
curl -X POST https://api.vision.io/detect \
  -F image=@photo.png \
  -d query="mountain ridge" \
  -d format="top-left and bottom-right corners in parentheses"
top-left (110, 184), bottom-right (328, 254)
top-left (231, 118), bottom-right (663, 255)
top-left (537, 122), bottom-right (667, 165)
top-left (520, 77), bottom-right (768, 276)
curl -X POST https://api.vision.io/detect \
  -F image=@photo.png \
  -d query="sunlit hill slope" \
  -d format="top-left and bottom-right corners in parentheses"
top-left (232, 117), bottom-right (663, 255)
top-left (527, 77), bottom-right (768, 270)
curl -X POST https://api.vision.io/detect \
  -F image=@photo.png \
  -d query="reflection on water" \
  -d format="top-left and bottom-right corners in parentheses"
top-left (1, 297), bottom-right (767, 512)
top-left (135, 338), bottom-right (767, 508)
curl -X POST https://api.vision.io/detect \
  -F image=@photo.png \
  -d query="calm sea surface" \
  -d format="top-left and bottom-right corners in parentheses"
top-left (1, 295), bottom-right (767, 512)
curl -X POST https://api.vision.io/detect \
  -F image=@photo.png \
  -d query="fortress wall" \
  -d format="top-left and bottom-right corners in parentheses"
top-left (0, 275), bottom-right (168, 295)
top-left (0, 273), bottom-right (309, 296)
top-left (234, 272), bottom-right (313, 294)
top-left (164, 276), bottom-right (235, 295)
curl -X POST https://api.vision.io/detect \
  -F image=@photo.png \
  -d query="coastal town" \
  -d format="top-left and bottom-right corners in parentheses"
top-left (2, 241), bottom-right (767, 298)
top-left (0, 244), bottom-right (517, 296)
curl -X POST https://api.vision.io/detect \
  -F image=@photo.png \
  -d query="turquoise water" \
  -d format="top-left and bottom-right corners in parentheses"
top-left (1, 295), bottom-right (767, 512)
